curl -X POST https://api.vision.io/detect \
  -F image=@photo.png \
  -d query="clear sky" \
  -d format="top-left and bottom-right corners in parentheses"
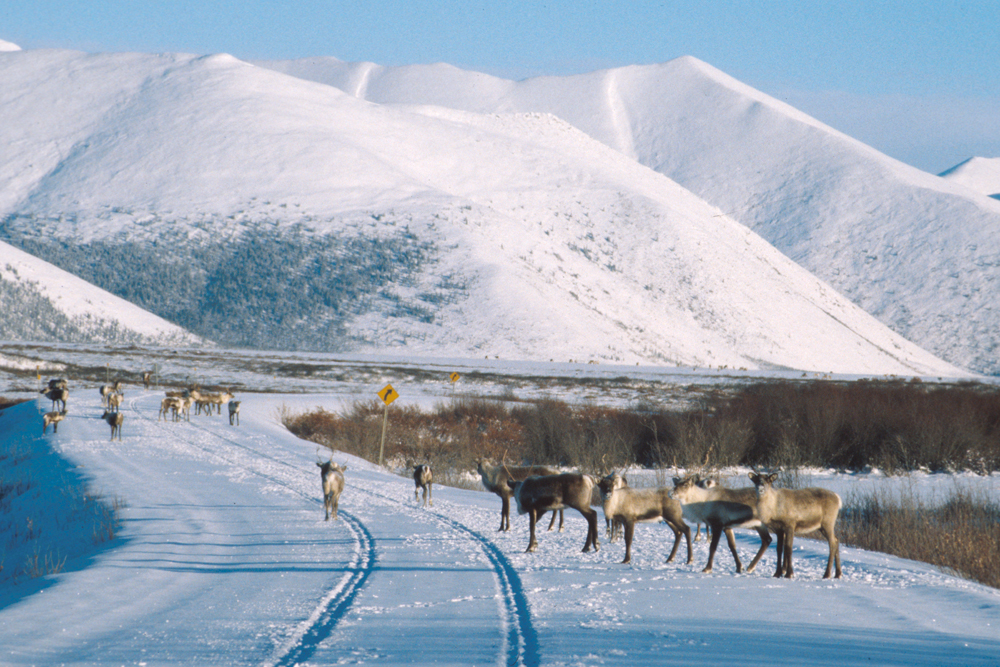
top-left (3, 0), bottom-right (998, 173)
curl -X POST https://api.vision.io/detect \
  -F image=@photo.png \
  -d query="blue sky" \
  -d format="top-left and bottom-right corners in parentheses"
top-left (4, 1), bottom-right (998, 172)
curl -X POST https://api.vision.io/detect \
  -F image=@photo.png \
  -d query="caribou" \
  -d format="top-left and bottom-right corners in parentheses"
top-left (316, 451), bottom-right (347, 521)
top-left (413, 464), bottom-right (433, 507)
top-left (42, 387), bottom-right (68, 411)
top-left (101, 410), bottom-right (124, 441)
top-left (507, 473), bottom-right (600, 554)
top-left (670, 475), bottom-right (773, 575)
top-left (42, 410), bottom-right (67, 434)
top-left (749, 472), bottom-right (842, 579)
top-left (476, 458), bottom-right (564, 532)
top-left (99, 381), bottom-right (123, 407)
top-left (598, 473), bottom-right (692, 565)
top-left (106, 391), bottom-right (124, 413)
top-left (228, 400), bottom-right (241, 426)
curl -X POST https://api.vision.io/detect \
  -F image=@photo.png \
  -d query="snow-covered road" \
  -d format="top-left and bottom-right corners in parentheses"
top-left (1, 389), bottom-right (999, 665)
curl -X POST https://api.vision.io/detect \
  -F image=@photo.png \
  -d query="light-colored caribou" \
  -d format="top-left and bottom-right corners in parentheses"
top-left (598, 473), bottom-right (692, 565)
top-left (106, 391), bottom-right (123, 413)
top-left (749, 472), bottom-right (842, 579)
top-left (316, 452), bottom-right (347, 521)
top-left (670, 475), bottom-right (773, 574)
top-left (42, 410), bottom-right (67, 434)
top-left (507, 473), bottom-right (599, 554)
top-left (476, 459), bottom-right (564, 532)
top-left (159, 397), bottom-right (183, 421)
top-left (201, 390), bottom-right (234, 416)
top-left (99, 381), bottom-right (123, 407)
top-left (413, 464), bottom-right (433, 507)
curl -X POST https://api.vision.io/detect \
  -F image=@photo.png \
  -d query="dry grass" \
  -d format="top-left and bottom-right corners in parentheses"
top-left (0, 396), bottom-right (31, 411)
top-left (839, 483), bottom-right (1000, 589)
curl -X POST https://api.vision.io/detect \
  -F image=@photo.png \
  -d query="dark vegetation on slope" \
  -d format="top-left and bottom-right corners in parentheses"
top-left (1, 216), bottom-right (464, 350)
top-left (0, 274), bottom-right (155, 344)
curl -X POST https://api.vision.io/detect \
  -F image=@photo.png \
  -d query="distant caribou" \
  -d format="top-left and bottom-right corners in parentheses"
top-left (42, 410), bottom-right (67, 434)
top-left (413, 464), bottom-right (433, 507)
top-left (101, 410), bottom-right (124, 441)
top-left (316, 451), bottom-right (347, 521)
top-left (42, 387), bottom-right (68, 411)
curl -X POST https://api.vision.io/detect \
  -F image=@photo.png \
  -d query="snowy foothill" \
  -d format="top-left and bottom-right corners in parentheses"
top-left (1, 351), bottom-right (999, 665)
top-left (0, 240), bottom-right (203, 346)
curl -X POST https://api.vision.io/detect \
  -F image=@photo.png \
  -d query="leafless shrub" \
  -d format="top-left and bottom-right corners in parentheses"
top-left (839, 482), bottom-right (1000, 589)
top-left (281, 380), bottom-right (1000, 476)
top-left (23, 547), bottom-right (66, 579)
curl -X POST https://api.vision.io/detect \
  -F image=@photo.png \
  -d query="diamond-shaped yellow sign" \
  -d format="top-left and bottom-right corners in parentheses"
top-left (449, 372), bottom-right (460, 383)
top-left (378, 383), bottom-right (398, 405)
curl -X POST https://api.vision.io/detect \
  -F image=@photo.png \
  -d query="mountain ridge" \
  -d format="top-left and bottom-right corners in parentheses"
top-left (255, 54), bottom-right (1000, 374)
top-left (0, 47), bottom-right (972, 375)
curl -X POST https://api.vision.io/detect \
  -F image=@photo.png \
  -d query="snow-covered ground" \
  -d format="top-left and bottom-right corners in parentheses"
top-left (2, 354), bottom-right (999, 665)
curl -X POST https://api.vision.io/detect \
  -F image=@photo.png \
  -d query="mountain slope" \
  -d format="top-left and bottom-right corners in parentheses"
top-left (0, 48), bottom-right (963, 375)
top-left (0, 240), bottom-right (202, 346)
top-left (257, 56), bottom-right (1000, 375)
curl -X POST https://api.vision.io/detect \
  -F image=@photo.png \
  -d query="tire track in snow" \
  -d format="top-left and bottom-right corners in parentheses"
top-left (345, 483), bottom-right (541, 667)
top-left (267, 510), bottom-right (375, 667)
top-left (125, 395), bottom-right (378, 667)
top-left (128, 394), bottom-right (540, 667)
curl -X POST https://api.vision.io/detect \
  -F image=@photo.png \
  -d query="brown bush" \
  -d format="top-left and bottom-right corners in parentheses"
top-left (839, 484), bottom-right (1000, 589)
top-left (282, 379), bottom-right (1000, 475)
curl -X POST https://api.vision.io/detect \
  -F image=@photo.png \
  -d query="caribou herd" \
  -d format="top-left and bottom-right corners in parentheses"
top-left (395, 457), bottom-right (841, 579)
top-left (36, 374), bottom-right (841, 579)
top-left (37, 375), bottom-right (243, 442)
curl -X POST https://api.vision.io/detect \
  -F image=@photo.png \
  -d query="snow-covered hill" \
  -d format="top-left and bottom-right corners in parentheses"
top-left (0, 240), bottom-right (202, 346)
top-left (257, 56), bottom-right (1000, 375)
top-left (0, 47), bottom-right (967, 375)
top-left (940, 157), bottom-right (1000, 199)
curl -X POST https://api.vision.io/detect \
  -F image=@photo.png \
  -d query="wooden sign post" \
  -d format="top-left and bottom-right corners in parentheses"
top-left (377, 383), bottom-right (398, 466)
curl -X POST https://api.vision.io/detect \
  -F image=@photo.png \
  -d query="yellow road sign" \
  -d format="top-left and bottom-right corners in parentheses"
top-left (378, 383), bottom-right (398, 405)
top-left (449, 372), bottom-right (460, 383)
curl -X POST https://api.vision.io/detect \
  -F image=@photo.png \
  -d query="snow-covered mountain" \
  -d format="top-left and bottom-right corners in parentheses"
top-left (0, 46), bottom-right (967, 375)
top-left (0, 239), bottom-right (202, 346)
top-left (940, 157), bottom-right (1000, 199)
top-left (256, 56), bottom-right (1000, 375)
